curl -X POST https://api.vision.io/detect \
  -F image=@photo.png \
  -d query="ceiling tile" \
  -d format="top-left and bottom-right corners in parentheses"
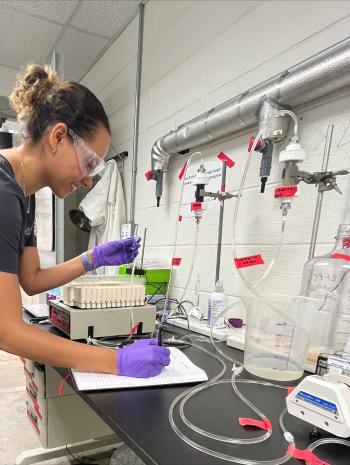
top-left (56, 28), bottom-right (108, 81)
top-left (1, 0), bottom-right (79, 24)
top-left (71, 0), bottom-right (138, 38)
top-left (0, 8), bottom-right (63, 68)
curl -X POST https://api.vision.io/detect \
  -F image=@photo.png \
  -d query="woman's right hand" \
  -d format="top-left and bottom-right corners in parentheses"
top-left (92, 237), bottom-right (141, 268)
top-left (117, 340), bottom-right (170, 378)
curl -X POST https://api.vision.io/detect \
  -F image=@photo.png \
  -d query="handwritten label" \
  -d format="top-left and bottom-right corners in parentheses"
top-left (191, 202), bottom-right (203, 211)
top-left (274, 186), bottom-right (298, 198)
top-left (234, 255), bottom-right (264, 269)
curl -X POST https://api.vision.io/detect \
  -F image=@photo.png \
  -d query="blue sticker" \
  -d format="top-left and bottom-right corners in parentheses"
top-left (296, 391), bottom-right (338, 415)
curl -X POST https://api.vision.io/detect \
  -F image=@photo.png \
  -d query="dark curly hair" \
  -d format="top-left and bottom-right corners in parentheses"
top-left (10, 64), bottom-right (110, 142)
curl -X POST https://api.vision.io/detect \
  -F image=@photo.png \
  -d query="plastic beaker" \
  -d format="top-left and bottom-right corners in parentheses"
top-left (243, 294), bottom-right (317, 381)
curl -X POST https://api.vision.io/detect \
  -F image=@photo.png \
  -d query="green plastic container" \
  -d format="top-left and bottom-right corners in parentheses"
top-left (119, 266), bottom-right (171, 295)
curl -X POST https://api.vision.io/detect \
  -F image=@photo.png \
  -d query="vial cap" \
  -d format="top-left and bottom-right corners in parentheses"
top-left (215, 280), bottom-right (224, 293)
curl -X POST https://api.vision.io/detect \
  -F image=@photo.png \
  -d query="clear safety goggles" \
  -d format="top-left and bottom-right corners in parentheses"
top-left (68, 129), bottom-right (106, 178)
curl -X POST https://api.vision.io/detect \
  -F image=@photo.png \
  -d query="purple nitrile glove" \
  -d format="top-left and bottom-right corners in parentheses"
top-left (92, 237), bottom-right (141, 268)
top-left (117, 342), bottom-right (170, 378)
top-left (131, 338), bottom-right (157, 346)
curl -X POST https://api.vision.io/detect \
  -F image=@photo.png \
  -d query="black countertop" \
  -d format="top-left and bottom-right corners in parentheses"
top-left (24, 311), bottom-right (350, 465)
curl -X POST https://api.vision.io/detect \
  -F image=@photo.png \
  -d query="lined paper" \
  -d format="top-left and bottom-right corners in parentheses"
top-left (71, 348), bottom-right (208, 391)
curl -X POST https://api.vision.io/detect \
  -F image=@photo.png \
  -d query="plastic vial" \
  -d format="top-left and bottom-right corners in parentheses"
top-left (207, 281), bottom-right (227, 329)
top-left (301, 224), bottom-right (350, 356)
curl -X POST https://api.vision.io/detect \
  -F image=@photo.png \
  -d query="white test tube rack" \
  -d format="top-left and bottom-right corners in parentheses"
top-left (62, 276), bottom-right (145, 309)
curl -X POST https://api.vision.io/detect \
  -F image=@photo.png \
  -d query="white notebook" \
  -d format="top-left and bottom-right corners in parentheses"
top-left (71, 347), bottom-right (208, 391)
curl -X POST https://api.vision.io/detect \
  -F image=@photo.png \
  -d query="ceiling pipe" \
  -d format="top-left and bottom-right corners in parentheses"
top-left (150, 37), bottom-right (350, 203)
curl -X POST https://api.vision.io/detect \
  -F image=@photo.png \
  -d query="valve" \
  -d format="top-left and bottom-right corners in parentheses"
top-left (248, 136), bottom-right (273, 193)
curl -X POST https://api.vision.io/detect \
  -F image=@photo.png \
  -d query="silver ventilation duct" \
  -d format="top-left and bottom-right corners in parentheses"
top-left (151, 37), bottom-right (350, 173)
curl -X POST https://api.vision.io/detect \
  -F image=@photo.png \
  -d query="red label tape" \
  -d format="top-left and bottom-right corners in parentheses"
top-left (238, 418), bottom-right (272, 431)
top-left (217, 152), bottom-right (235, 168)
top-left (191, 202), bottom-right (203, 211)
top-left (178, 163), bottom-right (187, 181)
top-left (287, 445), bottom-right (330, 465)
top-left (172, 258), bottom-right (182, 266)
top-left (178, 215), bottom-right (183, 222)
top-left (145, 170), bottom-right (152, 181)
top-left (274, 186), bottom-right (298, 198)
top-left (234, 255), bottom-right (265, 269)
top-left (331, 253), bottom-right (350, 262)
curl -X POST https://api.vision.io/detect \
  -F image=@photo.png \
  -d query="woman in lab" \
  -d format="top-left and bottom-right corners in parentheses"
top-left (0, 65), bottom-right (170, 378)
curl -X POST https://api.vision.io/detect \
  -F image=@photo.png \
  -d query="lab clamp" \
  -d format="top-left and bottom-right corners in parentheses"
top-left (248, 100), bottom-right (349, 216)
top-left (191, 162), bottom-right (237, 225)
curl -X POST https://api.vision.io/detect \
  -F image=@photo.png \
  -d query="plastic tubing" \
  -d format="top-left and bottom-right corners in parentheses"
top-left (231, 132), bottom-right (311, 344)
top-left (275, 110), bottom-right (299, 140)
top-left (168, 341), bottom-right (295, 465)
top-left (306, 437), bottom-right (350, 465)
top-left (178, 366), bottom-right (272, 445)
top-left (209, 213), bottom-right (287, 362)
top-left (159, 151), bottom-right (203, 327)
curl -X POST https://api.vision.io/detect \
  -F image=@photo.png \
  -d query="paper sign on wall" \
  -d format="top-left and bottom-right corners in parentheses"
top-left (180, 160), bottom-right (222, 219)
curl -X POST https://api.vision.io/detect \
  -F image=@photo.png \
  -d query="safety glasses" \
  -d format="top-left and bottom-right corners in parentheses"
top-left (68, 129), bottom-right (106, 178)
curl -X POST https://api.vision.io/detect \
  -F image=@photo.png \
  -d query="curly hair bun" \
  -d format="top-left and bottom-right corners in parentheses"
top-left (9, 65), bottom-right (61, 122)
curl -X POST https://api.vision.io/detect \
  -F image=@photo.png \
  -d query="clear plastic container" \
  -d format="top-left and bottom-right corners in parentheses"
top-left (301, 224), bottom-right (350, 356)
top-left (243, 294), bottom-right (317, 381)
top-left (207, 281), bottom-right (227, 329)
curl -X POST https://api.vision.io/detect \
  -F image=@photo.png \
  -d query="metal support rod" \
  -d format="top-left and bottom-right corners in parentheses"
top-left (129, 1), bottom-right (145, 225)
top-left (140, 227), bottom-right (147, 270)
top-left (308, 124), bottom-right (334, 259)
top-left (51, 50), bottom-right (65, 264)
top-left (215, 162), bottom-right (227, 283)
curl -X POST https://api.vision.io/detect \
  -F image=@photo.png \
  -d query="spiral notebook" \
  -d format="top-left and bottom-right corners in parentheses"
top-left (71, 347), bottom-right (208, 391)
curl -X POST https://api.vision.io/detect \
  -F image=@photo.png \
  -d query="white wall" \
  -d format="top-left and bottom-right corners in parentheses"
top-left (82, 0), bottom-right (350, 318)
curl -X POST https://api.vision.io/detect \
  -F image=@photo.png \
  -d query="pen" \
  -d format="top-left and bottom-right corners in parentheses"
top-left (29, 317), bottom-right (49, 324)
top-left (157, 327), bottom-right (163, 346)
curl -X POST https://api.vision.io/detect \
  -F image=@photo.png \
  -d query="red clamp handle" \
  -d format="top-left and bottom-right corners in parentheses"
top-left (145, 170), bottom-right (152, 181)
top-left (248, 136), bottom-right (263, 152)
top-left (178, 162), bottom-right (187, 181)
top-left (217, 152), bottom-right (235, 168)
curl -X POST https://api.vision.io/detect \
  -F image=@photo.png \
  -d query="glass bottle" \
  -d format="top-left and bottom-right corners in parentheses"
top-left (301, 224), bottom-right (350, 357)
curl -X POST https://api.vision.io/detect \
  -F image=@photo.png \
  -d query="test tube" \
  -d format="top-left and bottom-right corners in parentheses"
top-left (130, 224), bottom-right (139, 287)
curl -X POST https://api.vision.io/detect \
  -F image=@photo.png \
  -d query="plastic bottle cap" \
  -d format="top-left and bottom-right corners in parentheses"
top-left (279, 141), bottom-right (306, 162)
top-left (215, 280), bottom-right (224, 293)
